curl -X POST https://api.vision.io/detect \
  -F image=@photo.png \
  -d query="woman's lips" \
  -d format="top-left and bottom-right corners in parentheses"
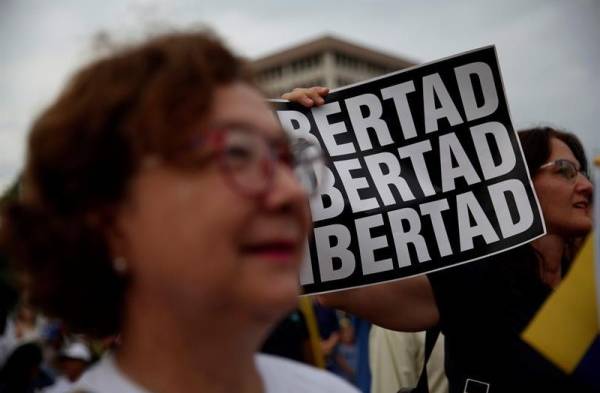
top-left (241, 241), bottom-right (298, 263)
top-left (573, 201), bottom-right (589, 209)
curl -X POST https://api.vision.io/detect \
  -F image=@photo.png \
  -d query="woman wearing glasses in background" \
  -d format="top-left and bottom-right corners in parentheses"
top-left (0, 34), bottom-right (359, 393)
top-left (284, 88), bottom-right (594, 393)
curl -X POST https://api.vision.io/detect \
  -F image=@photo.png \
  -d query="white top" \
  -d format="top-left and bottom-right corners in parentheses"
top-left (369, 326), bottom-right (448, 393)
top-left (72, 353), bottom-right (359, 393)
top-left (42, 376), bottom-right (76, 393)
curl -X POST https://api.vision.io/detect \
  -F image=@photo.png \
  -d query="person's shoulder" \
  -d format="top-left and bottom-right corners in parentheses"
top-left (256, 353), bottom-right (359, 393)
top-left (70, 354), bottom-right (148, 393)
top-left (41, 377), bottom-right (72, 393)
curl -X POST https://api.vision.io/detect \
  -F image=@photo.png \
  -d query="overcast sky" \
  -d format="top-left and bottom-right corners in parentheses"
top-left (0, 0), bottom-right (598, 192)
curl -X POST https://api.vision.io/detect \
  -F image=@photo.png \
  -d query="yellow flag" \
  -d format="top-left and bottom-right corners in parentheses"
top-left (522, 233), bottom-right (598, 372)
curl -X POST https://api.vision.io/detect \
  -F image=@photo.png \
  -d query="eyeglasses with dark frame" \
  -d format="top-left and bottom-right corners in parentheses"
top-left (183, 127), bottom-right (327, 198)
top-left (538, 159), bottom-right (589, 182)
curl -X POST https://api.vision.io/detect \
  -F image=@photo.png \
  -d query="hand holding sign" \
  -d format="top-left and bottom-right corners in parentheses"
top-left (282, 86), bottom-right (329, 107)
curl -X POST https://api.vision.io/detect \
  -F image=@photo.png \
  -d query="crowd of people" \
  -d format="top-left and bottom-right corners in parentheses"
top-left (0, 304), bottom-right (99, 393)
top-left (0, 301), bottom-right (442, 393)
top-left (0, 28), bottom-right (595, 393)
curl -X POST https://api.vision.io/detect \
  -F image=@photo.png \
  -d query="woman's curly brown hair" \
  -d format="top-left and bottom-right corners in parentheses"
top-left (0, 31), bottom-right (252, 337)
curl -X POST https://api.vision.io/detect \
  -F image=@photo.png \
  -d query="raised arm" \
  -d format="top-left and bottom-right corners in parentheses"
top-left (318, 276), bottom-right (439, 332)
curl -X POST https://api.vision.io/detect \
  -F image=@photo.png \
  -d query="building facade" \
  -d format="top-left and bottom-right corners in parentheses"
top-left (251, 35), bottom-right (415, 98)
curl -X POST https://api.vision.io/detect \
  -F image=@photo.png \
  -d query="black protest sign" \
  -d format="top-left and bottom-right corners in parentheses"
top-left (271, 46), bottom-right (545, 295)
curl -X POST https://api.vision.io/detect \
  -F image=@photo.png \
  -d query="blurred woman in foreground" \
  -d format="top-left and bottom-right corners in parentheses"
top-left (284, 87), bottom-right (594, 393)
top-left (1, 34), bottom-right (358, 393)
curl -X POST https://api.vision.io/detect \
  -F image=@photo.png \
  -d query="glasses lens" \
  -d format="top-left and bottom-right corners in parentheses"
top-left (221, 130), bottom-right (271, 195)
top-left (219, 129), bottom-right (328, 197)
top-left (291, 137), bottom-right (327, 196)
top-left (555, 160), bottom-right (578, 180)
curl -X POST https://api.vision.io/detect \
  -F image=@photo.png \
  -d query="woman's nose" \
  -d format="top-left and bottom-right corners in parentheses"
top-left (575, 173), bottom-right (593, 199)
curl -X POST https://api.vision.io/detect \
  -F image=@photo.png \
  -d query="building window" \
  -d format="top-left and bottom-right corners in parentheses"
top-left (260, 66), bottom-right (283, 80)
top-left (336, 52), bottom-right (366, 70)
top-left (336, 78), bottom-right (355, 87)
top-left (290, 54), bottom-right (321, 73)
top-left (301, 79), bottom-right (325, 88)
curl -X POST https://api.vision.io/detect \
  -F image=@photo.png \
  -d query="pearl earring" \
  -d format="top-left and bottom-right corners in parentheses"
top-left (113, 256), bottom-right (128, 274)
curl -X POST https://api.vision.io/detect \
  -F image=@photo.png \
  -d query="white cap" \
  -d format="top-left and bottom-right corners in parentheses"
top-left (60, 342), bottom-right (91, 362)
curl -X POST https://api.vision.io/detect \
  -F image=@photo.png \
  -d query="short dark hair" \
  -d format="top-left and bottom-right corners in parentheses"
top-left (518, 126), bottom-right (588, 177)
top-left (0, 31), bottom-right (252, 337)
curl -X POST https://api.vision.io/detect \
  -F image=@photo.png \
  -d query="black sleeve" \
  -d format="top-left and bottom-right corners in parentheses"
top-left (427, 256), bottom-right (505, 334)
